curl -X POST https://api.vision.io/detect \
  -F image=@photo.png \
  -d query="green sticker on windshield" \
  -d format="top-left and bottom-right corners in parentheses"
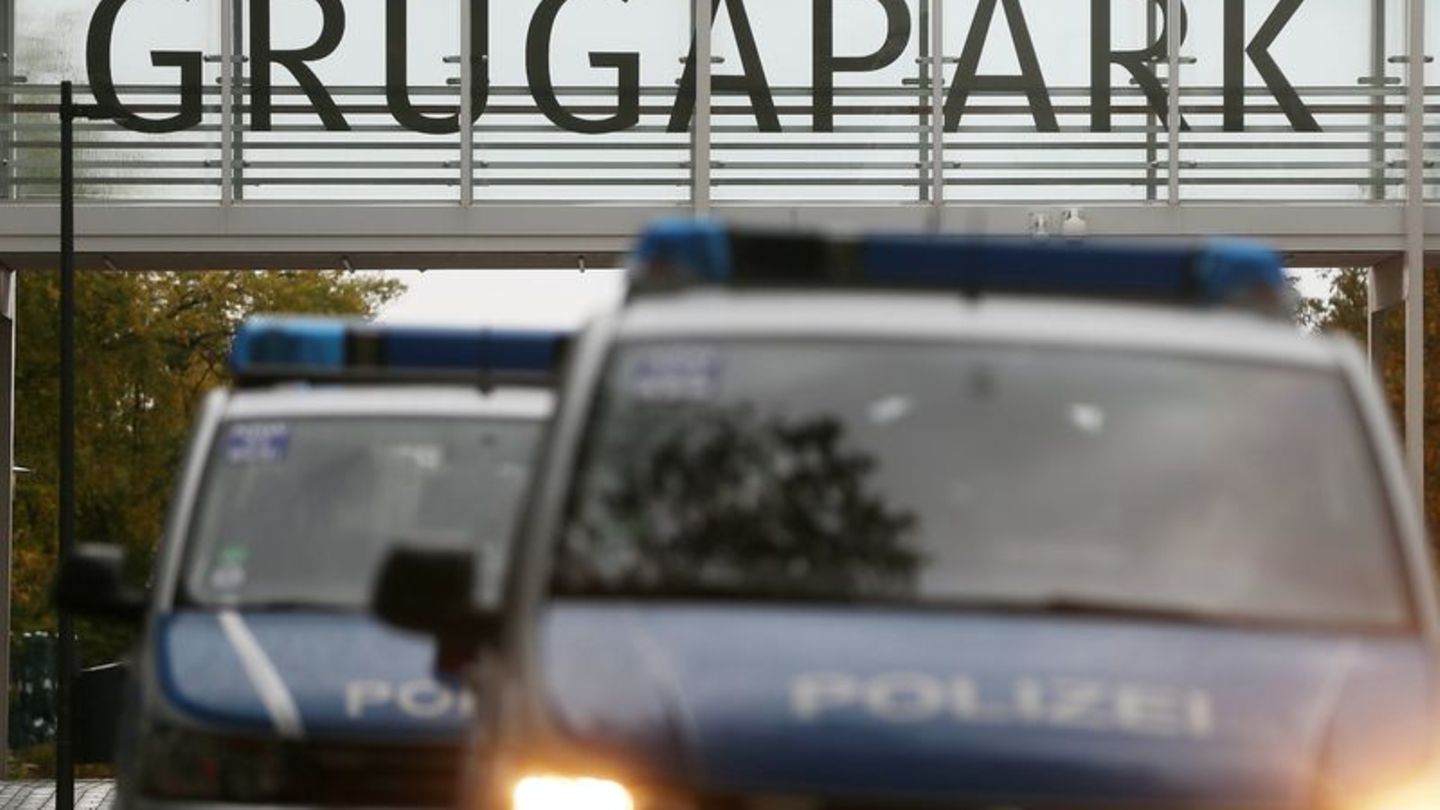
top-left (209, 546), bottom-right (248, 591)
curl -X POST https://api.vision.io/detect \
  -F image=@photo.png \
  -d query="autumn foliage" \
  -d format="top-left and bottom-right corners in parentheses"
top-left (1306, 268), bottom-right (1440, 539)
top-left (11, 270), bottom-right (401, 663)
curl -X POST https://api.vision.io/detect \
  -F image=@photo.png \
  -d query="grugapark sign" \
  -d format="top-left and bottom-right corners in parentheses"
top-left (87, 0), bottom-right (1322, 135)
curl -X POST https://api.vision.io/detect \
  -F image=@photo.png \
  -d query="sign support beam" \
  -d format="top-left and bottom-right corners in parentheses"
top-left (690, 0), bottom-right (711, 214)
top-left (1, 0), bottom-right (13, 202)
top-left (1145, 0), bottom-right (1158, 202)
top-left (460, 0), bottom-right (474, 207)
top-left (1369, 0), bottom-right (1388, 203)
top-left (232, 0), bottom-right (245, 199)
top-left (220, 0), bottom-right (235, 206)
top-left (1166, 0), bottom-right (1181, 206)
top-left (0, 0), bottom-right (14, 771)
top-left (1367, 0), bottom-right (1392, 376)
top-left (0, 265), bottom-right (13, 777)
top-left (1404, 0), bottom-right (1426, 510)
top-left (929, 0), bottom-right (944, 225)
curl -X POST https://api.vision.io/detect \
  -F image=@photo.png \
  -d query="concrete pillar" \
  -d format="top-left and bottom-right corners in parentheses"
top-left (1404, 0), bottom-right (1426, 510)
top-left (0, 267), bottom-right (18, 770)
top-left (1371, 258), bottom-right (1404, 377)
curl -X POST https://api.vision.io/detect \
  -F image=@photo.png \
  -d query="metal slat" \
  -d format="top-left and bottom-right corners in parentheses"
top-left (3, 76), bottom-right (1438, 200)
top-left (18, 139), bottom-right (1433, 153)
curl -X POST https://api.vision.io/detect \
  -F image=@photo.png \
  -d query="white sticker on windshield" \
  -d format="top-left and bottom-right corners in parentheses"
top-left (391, 444), bottom-right (443, 471)
top-left (1068, 403), bottom-right (1106, 435)
top-left (867, 395), bottom-right (913, 426)
top-left (224, 423), bottom-right (290, 464)
top-left (630, 347), bottom-right (723, 402)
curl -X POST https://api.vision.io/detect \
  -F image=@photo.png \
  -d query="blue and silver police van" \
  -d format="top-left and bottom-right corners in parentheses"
top-left (378, 223), bottom-right (1440, 810)
top-left (57, 317), bottom-right (567, 810)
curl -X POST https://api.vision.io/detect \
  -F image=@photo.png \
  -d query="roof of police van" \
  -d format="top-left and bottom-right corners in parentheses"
top-left (220, 384), bottom-right (554, 420)
top-left (615, 291), bottom-right (1342, 368)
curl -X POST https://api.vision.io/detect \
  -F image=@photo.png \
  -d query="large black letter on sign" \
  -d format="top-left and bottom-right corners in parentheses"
top-left (526, 0), bottom-right (638, 134)
top-left (387, 0), bottom-right (489, 134)
top-left (87, 0), bottom-right (202, 133)
top-left (945, 0), bottom-right (1055, 132)
top-left (670, 0), bottom-right (779, 133)
top-left (1090, 0), bottom-right (1189, 132)
top-left (813, 0), bottom-right (910, 132)
top-left (251, 0), bottom-right (348, 131)
top-left (1224, 0), bottom-right (1317, 132)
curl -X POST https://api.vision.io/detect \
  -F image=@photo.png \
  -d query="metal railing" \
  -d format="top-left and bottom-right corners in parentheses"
top-left (3, 80), bottom-right (1434, 204)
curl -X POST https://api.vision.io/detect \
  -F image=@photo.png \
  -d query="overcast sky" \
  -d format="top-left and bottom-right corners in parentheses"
top-left (374, 269), bottom-right (628, 327)
top-left (373, 267), bottom-right (1335, 328)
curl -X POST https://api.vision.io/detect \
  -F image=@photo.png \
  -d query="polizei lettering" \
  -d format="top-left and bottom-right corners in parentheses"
top-left (87, 0), bottom-right (1318, 135)
top-left (345, 678), bottom-right (474, 720)
top-left (790, 672), bottom-right (1216, 738)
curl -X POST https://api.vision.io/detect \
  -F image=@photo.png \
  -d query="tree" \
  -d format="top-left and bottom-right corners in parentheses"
top-left (12, 270), bottom-right (402, 665)
top-left (561, 402), bottom-right (921, 598)
top-left (1308, 267), bottom-right (1440, 536)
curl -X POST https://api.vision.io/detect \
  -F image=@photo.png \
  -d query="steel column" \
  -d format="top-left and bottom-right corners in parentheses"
top-left (1369, 0), bottom-right (1388, 202)
top-left (690, 0), bottom-right (711, 214)
top-left (929, 0), bottom-right (944, 220)
top-left (1404, 0), bottom-right (1426, 507)
top-left (1371, 257), bottom-right (1404, 376)
top-left (1367, 0), bottom-right (1391, 375)
top-left (0, 0), bottom-right (13, 768)
top-left (1165, 0), bottom-right (1180, 206)
top-left (460, 0), bottom-right (474, 206)
top-left (1, 0), bottom-right (13, 201)
top-left (0, 269), bottom-right (13, 774)
top-left (220, 0), bottom-right (235, 205)
top-left (232, 0), bottom-right (245, 200)
top-left (1145, 0), bottom-right (1158, 202)
top-left (1370, 306), bottom-right (1390, 376)
top-left (916, 0), bottom-right (929, 203)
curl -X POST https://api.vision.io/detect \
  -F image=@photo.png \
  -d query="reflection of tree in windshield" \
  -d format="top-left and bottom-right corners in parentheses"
top-left (560, 403), bottom-right (921, 599)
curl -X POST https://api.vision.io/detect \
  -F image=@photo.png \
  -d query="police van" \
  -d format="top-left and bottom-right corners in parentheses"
top-left (56, 317), bottom-right (567, 809)
top-left (379, 221), bottom-right (1440, 810)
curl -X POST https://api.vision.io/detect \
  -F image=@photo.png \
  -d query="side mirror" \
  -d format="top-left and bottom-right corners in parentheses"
top-left (372, 547), bottom-right (499, 673)
top-left (53, 544), bottom-right (147, 624)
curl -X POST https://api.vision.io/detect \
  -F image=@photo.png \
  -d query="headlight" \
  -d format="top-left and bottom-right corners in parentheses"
top-left (1360, 774), bottom-right (1440, 810)
top-left (513, 775), bottom-right (635, 810)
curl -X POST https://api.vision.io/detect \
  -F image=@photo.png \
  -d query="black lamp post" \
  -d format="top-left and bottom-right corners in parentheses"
top-left (56, 80), bottom-right (102, 810)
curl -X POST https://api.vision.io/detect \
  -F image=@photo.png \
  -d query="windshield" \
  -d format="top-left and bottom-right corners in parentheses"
top-left (186, 417), bottom-right (540, 609)
top-left (555, 340), bottom-right (1409, 630)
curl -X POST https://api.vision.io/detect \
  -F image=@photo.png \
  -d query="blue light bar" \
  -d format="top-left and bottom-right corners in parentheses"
top-left (230, 317), bottom-right (570, 385)
top-left (629, 218), bottom-right (1289, 313)
top-left (230, 317), bottom-right (347, 372)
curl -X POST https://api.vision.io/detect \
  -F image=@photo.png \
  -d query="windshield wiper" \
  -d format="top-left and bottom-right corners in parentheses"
top-left (552, 581), bottom-right (870, 604)
top-left (1022, 595), bottom-right (1243, 626)
top-left (555, 585), bottom-right (1275, 626)
top-left (551, 584), bottom-right (1395, 633)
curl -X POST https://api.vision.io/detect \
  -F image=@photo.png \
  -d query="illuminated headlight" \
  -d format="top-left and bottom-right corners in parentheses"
top-left (1360, 774), bottom-right (1440, 810)
top-left (513, 775), bottom-right (636, 810)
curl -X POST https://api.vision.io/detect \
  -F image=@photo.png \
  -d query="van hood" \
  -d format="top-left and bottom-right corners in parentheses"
top-left (155, 609), bottom-right (470, 742)
top-left (540, 601), bottom-right (1437, 804)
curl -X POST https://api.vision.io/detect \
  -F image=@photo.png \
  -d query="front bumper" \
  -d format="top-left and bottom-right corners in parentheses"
top-left (127, 799), bottom-right (444, 810)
